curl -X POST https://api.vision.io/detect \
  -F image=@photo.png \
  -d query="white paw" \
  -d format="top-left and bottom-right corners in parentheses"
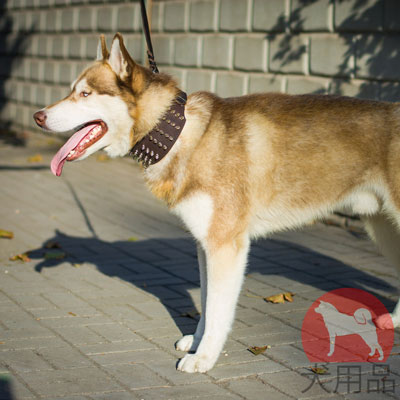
top-left (175, 335), bottom-right (194, 351)
top-left (175, 334), bottom-right (201, 352)
top-left (177, 353), bottom-right (216, 373)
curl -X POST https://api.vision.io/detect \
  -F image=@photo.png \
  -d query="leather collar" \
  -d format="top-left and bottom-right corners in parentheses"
top-left (130, 91), bottom-right (187, 168)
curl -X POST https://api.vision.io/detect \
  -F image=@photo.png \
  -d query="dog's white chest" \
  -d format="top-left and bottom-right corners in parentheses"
top-left (172, 192), bottom-right (214, 243)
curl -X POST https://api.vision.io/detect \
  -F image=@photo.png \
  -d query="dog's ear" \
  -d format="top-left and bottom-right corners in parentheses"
top-left (108, 33), bottom-right (135, 80)
top-left (97, 34), bottom-right (109, 61)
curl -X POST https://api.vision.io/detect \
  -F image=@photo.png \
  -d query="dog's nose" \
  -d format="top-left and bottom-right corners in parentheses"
top-left (33, 110), bottom-right (47, 128)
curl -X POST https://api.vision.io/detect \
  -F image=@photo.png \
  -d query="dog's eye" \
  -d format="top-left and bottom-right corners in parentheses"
top-left (80, 91), bottom-right (90, 98)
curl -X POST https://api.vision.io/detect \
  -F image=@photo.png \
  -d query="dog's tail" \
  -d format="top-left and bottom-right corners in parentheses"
top-left (353, 308), bottom-right (372, 325)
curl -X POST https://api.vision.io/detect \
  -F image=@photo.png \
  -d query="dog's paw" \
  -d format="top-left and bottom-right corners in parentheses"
top-left (376, 313), bottom-right (397, 329)
top-left (175, 335), bottom-right (200, 352)
top-left (175, 335), bottom-right (194, 352)
top-left (177, 353), bottom-right (216, 373)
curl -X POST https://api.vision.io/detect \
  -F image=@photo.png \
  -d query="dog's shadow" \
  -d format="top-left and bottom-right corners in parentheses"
top-left (26, 229), bottom-right (399, 337)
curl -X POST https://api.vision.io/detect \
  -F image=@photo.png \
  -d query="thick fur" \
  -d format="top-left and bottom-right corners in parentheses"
top-left (35, 33), bottom-right (400, 373)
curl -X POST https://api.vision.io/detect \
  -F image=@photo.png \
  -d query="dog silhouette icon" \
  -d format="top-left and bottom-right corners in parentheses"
top-left (315, 300), bottom-right (383, 360)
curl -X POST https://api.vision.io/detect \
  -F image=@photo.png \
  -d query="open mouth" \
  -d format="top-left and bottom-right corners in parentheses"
top-left (51, 120), bottom-right (108, 176)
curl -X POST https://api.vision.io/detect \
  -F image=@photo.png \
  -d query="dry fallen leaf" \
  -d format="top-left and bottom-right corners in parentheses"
top-left (248, 345), bottom-right (271, 355)
top-left (72, 263), bottom-right (81, 268)
top-left (96, 154), bottom-right (110, 162)
top-left (44, 251), bottom-right (66, 260)
top-left (9, 253), bottom-right (31, 262)
top-left (28, 154), bottom-right (43, 163)
top-left (0, 229), bottom-right (14, 239)
top-left (128, 236), bottom-right (138, 242)
top-left (310, 366), bottom-right (328, 375)
top-left (283, 292), bottom-right (294, 302)
top-left (265, 292), bottom-right (295, 304)
top-left (45, 241), bottom-right (61, 249)
top-left (68, 312), bottom-right (77, 316)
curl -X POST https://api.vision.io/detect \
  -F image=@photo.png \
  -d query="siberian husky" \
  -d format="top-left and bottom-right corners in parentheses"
top-left (34, 33), bottom-right (400, 373)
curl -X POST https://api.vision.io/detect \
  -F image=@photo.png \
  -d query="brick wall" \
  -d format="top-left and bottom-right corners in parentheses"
top-left (1, 0), bottom-right (400, 132)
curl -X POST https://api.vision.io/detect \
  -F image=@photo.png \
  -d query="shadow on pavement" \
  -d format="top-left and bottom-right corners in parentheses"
top-left (0, 376), bottom-right (14, 400)
top-left (26, 229), bottom-right (397, 337)
top-left (0, 165), bottom-right (49, 171)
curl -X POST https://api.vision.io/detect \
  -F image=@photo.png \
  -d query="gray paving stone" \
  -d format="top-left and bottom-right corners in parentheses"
top-left (78, 340), bottom-right (157, 356)
top-left (103, 363), bottom-right (169, 389)
top-left (208, 359), bottom-right (287, 381)
top-left (0, 349), bottom-right (53, 373)
top-left (87, 323), bottom-right (142, 342)
top-left (89, 392), bottom-right (139, 400)
top-left (260, 369), bottom-right (337, 398)
top-left (0, 336), bottom-right (67, 353)
top-left (266, 344), bottom-right (311, 369)
top-left (37, 345), bottom-right (92, 369)
top-left (228, 377), bottom-right (292, 400)
top-left (215, 348), bottom-right (263, 367)
top-left (133, 382), bottom-right (242, 400)
top-left (51, 325), bottom-right (107, 345)
top-left (89, 348), bottom-right (173, 366)
top-left (19, 367), bottom-right (124, 397)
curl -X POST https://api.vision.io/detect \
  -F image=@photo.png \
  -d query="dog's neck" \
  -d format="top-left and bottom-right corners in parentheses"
top-left (130, 83), bottom-right (187, 168)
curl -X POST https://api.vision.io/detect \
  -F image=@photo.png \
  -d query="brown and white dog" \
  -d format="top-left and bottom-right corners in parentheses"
top-left (34, 33), bottom-right (400, 372)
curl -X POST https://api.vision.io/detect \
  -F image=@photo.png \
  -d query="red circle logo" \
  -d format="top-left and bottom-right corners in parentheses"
top-left (302, 288), bottom-right (394, 362)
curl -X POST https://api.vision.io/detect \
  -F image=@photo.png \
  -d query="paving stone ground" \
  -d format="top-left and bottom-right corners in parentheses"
top-left (1, 132), bottom-right (400, 399)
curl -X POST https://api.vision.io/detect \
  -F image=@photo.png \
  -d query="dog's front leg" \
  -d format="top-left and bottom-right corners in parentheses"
top-left (176, 243), bottom-right (207, 351)
top-left (177, 237), bottom-right (249, 373)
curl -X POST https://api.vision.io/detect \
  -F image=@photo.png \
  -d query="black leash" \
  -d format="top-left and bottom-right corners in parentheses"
top-left (140, 0), bottom-right (159, 73)
top-left (132, 0), bottom-right (188, 168)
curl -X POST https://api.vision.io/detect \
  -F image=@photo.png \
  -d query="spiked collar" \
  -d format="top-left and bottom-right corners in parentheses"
top-left (130, 91), bottom-right (187, 168)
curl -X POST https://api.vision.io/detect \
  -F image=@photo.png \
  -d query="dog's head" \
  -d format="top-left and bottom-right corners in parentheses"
top-left (33, 33), bottom-right (177, 176)
top-left (314, 300), bottom-right (337, 315)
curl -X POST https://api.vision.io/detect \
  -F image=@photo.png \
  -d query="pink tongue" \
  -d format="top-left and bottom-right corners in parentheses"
top-left (51, 124), bottom-right (98, 176)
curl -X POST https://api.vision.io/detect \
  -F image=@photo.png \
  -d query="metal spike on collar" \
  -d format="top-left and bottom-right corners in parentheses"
top-left (130, 91), bottom-right (187, 167)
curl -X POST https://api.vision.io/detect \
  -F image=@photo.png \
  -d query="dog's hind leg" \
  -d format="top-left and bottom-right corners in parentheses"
top-left (175, 243), bottom-right (207, 352)
top-left (177, 236), bottom-right (250, 373)
top-left (363, 213), bottom-right (400, 328)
